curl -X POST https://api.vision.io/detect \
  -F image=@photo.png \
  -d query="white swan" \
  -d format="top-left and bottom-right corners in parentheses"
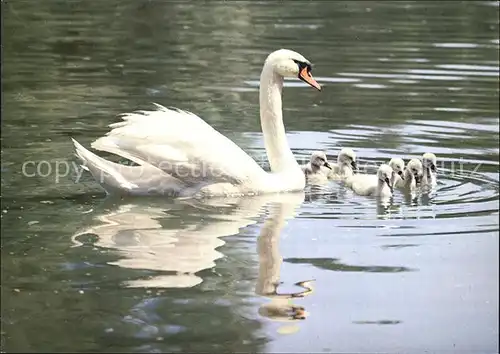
top-left (71, 49), bottom-right (321, 198)
top-left (388, 157), bottom-right (405, 186)
top-left (344, 163), bottom-right (394, 198)
top-left (421, 152), bottom-right (437, 188)
top-left (394, 158), bottom-right (423, 193)
top-left (301, 151), bottom-right (332, 184)
top-left (327, 148), bottom-right (357, 180)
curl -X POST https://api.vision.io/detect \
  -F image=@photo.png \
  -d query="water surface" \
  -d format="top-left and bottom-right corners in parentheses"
top-left (2, 1), bottom-right (499, 352)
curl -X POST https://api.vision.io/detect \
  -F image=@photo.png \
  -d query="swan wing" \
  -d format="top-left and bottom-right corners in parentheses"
top-left (91, 104), bottom-right (265, 186)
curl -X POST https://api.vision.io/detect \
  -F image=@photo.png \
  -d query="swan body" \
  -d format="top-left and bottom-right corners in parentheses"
top-left (301, 151), bottom-right (332, 184)
top-left (388, 157), bottom-right (405, 187)
top-left (344, 164), bottom-right (394, 198)
top-left (71, 49), bottom-right (321, 198)
top-left (327, 148), bottom-right (357, 180)
top-left (421, 152), bottom-right (437, 188)
top-left (395, 158), bottom-right (423, 193)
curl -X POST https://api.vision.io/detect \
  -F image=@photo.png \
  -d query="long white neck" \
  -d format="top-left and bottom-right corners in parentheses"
top-left (259, 63), bottom-right (298, 173)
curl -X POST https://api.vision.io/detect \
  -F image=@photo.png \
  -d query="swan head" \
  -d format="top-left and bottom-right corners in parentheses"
top-left (388, 158), bottom-right (405, 180)
top-left (266, 49), bottom-right (321, 91)
top-left (406, 158), bottom-right (423, 184)
top-left (310, 151), bottom-right (331, 169)
top-left (377, 164), bottom-right (394, 191)
top-left (337, 148), bottom-right (357, 171)
top-left (422, 152), bottom-right (437, 173)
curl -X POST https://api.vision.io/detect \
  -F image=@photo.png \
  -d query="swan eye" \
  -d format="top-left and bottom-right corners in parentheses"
top-left (292, 59), bottom-right (312, 71)
top-left (293, 59), bottom-right (321, 91)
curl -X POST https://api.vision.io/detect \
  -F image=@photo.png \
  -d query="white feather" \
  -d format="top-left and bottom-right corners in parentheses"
top-left (72, 138), bottom-right (184, 196)
top-left (91, 106), bottom-right (265, 187)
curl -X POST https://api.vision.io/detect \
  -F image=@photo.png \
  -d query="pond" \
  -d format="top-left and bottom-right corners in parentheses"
top-left (1, 1), bottom-right (499, 352)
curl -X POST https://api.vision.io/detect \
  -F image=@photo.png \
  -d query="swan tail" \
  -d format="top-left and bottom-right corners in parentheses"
top-left (72, 138), bottom-right (138, 193)
top-left (72, 138), bottom-right (184, 196)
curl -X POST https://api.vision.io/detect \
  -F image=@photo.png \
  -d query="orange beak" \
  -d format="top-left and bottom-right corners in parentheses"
top-left (299, 66), bottom-right (321, 91)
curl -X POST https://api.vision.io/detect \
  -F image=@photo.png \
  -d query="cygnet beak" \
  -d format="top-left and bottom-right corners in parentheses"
top-left (398, 170), bottom-right (404, 180)
top-left (431, 163), bottom-right (437, 173)
top-left (324, 161), bottom-right (332, 170)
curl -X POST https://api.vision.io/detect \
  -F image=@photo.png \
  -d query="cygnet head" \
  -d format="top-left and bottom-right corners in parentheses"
top-left (422, 152), bottom-right (437, 173)
top-left (389, 158), bottom-right (405, 180)
top-left (377, 164), bottom-right (394, 191)
top-left (337, 148), bottom-right (357, 171)
top-left (406, 158), bottom-right (423, 183)
top-left (310, 151), bottom-right (332, 169)
top-left (265, 49), bottom-right (321, 91)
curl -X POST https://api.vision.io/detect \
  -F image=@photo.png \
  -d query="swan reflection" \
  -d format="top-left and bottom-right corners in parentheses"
top-left (72, 196), bottom-right (261, 288)
top-left (254, 192), bottom-right (315, 323)
top-left (71, 192), bottom-right (311, 300)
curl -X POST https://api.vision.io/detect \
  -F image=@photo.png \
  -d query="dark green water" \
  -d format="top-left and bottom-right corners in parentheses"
top-left (1, 1), bottom-right (499, 352)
